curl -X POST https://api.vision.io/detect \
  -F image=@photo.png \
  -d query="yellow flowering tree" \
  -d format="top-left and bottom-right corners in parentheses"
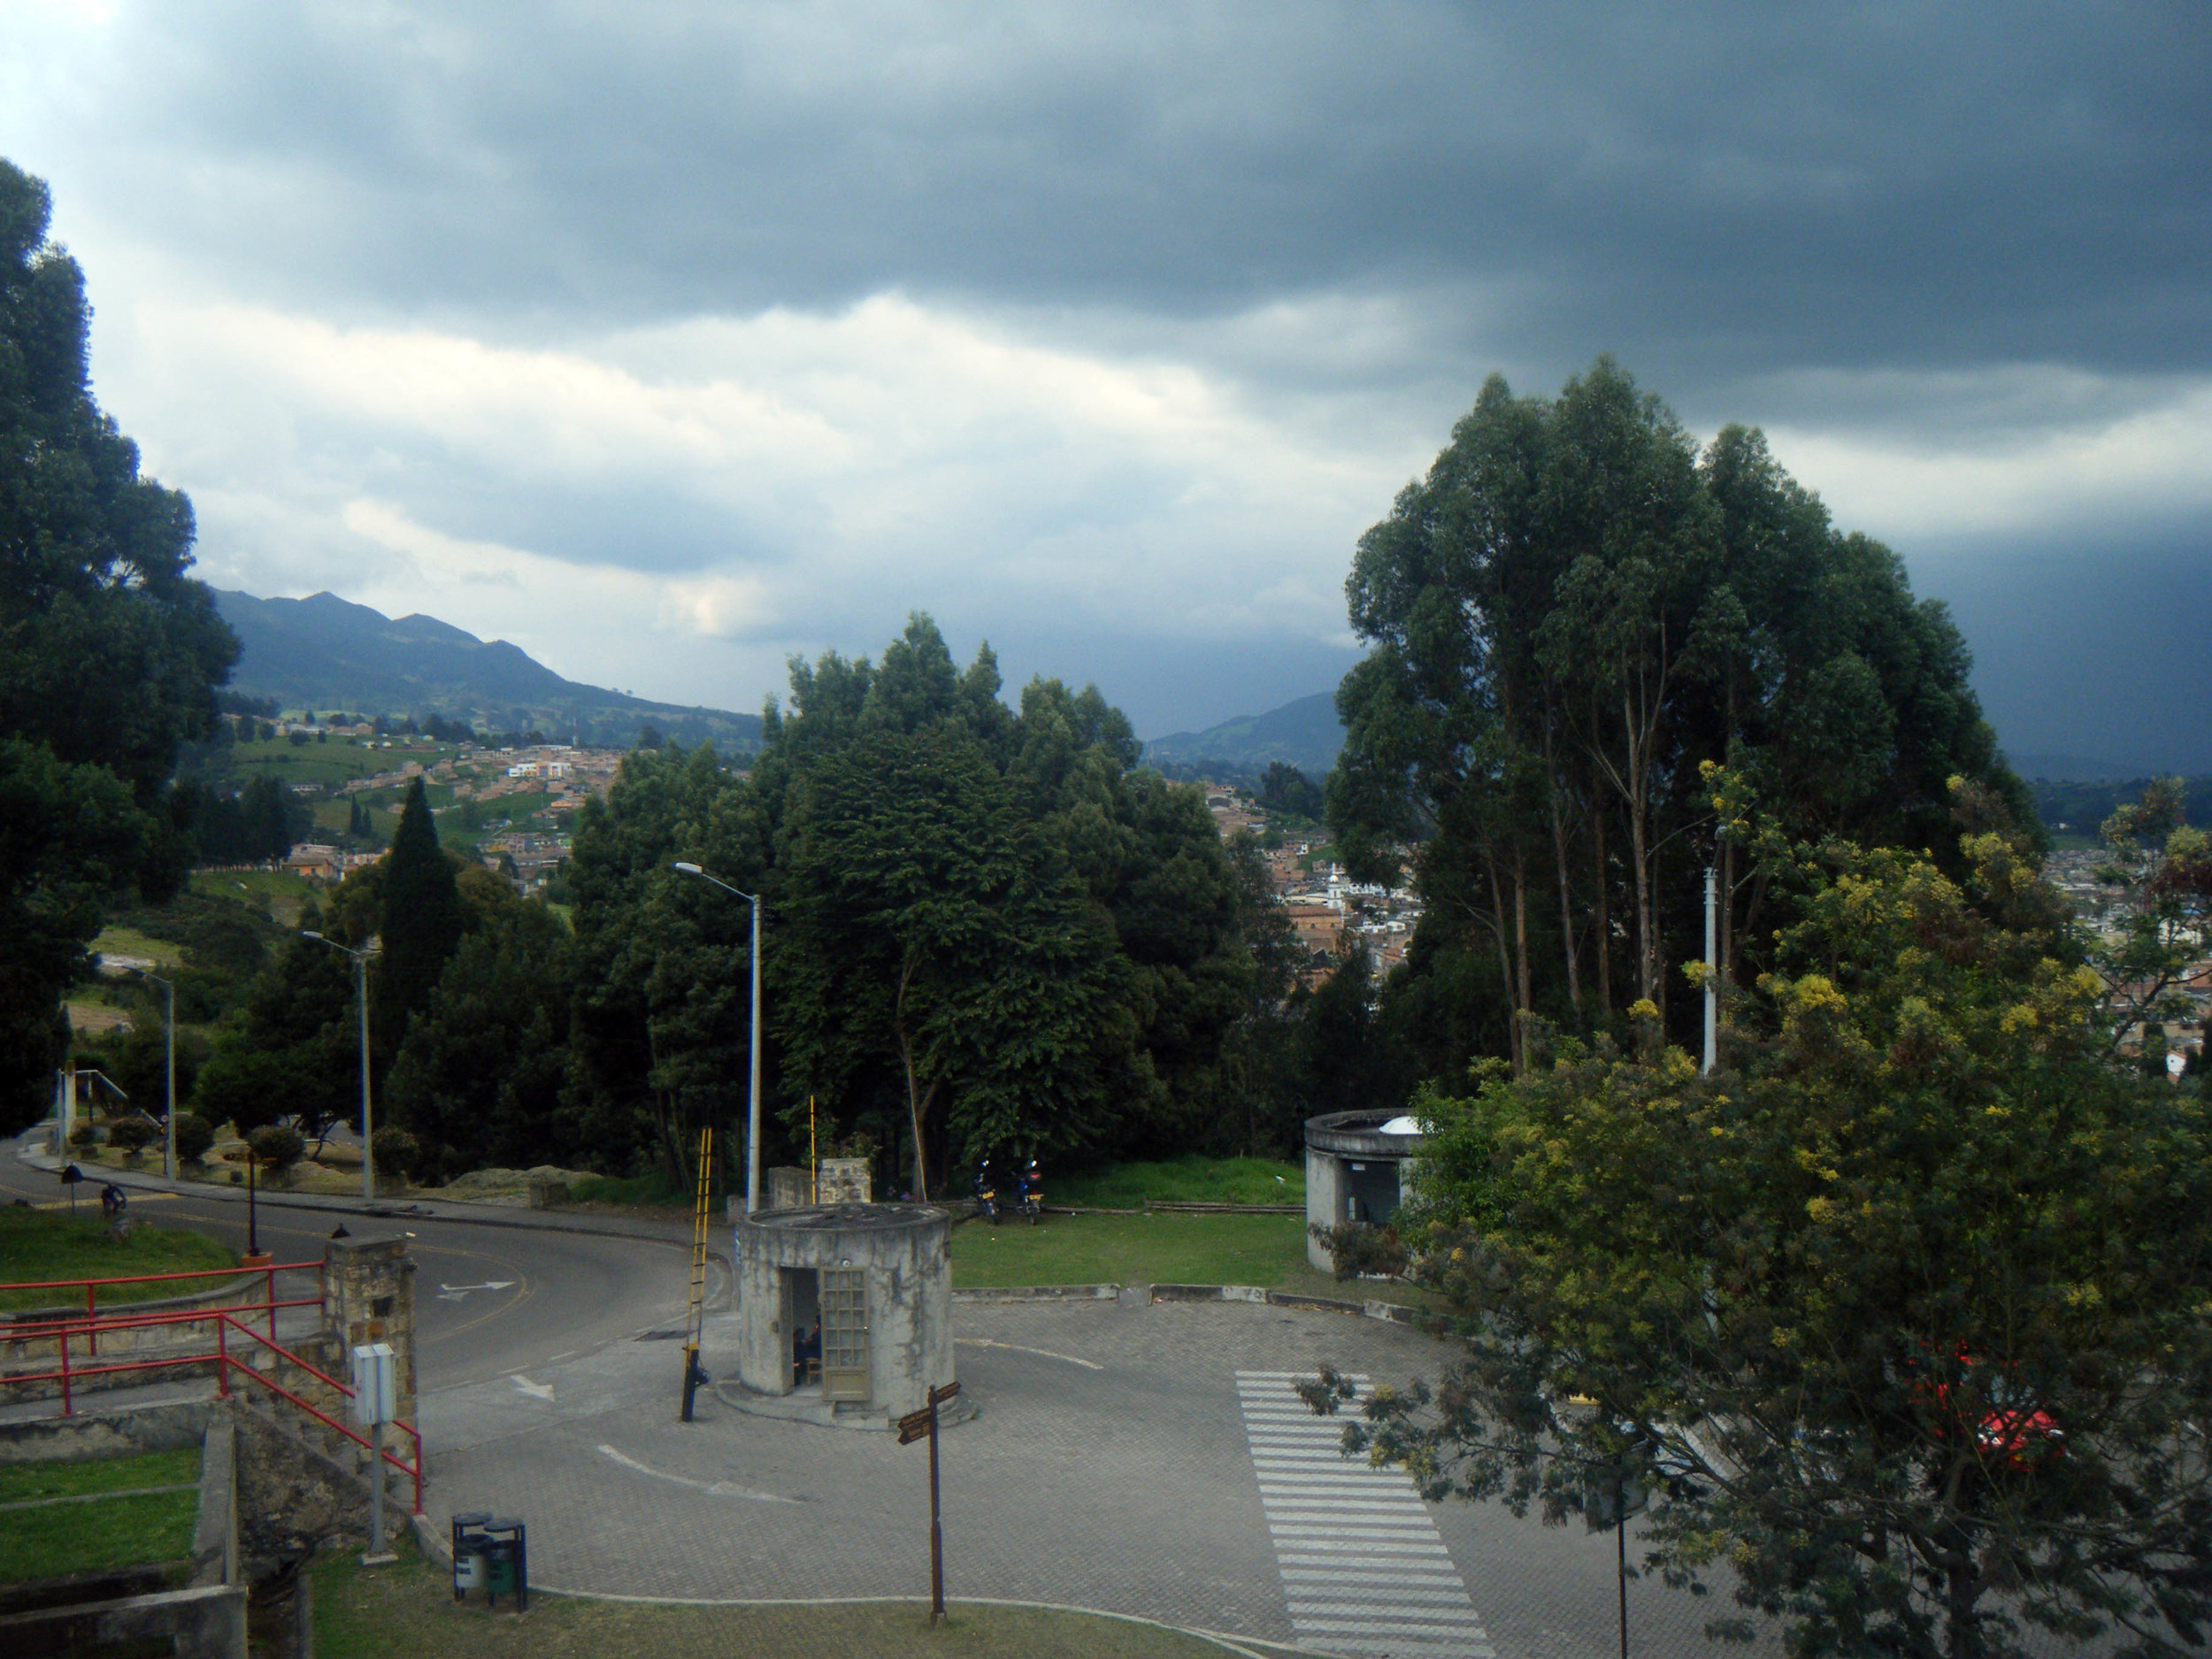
top-left (1309, 810), bottom-right (2212, 1659)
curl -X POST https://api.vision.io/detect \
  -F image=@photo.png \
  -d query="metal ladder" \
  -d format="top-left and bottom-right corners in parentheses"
top-left (680, 1126), bottom-right (712, 1420)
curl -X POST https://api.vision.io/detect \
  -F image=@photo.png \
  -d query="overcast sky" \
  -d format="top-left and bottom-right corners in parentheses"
top-left (4, 3), bottom-right (2207, 763)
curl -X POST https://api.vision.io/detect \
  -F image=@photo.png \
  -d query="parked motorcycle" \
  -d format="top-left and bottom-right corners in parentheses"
top-left (973, 1164), bottom-right (1001, 1225)
top-left (1017, 1160), bottom-right (1043, 1225)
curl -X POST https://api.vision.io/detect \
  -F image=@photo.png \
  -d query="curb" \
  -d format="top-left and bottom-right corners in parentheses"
top-left (949, 1284), bottom-right (1118, 1304)
top-left (954, 1281), bottom-right (1422, 1325)
top-left (11, 1142), bottom-right (710, 1256)
top-left (524, 1588), bottom-right (1298, 1658)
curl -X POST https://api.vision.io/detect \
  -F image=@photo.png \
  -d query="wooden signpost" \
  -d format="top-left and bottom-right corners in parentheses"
top-left (897, 1379), bottom-right (962, 1623)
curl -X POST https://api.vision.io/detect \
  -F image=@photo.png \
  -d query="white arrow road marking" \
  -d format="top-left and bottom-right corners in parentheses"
top-left (507, 1375), bottom-right (554, 1401)
top-left (436, 1280), bottom-right (518, 1302)
top-left (595, 1445), bottom-right (803, 1503)
top-left (955, 1336), bottom-right (1103, 1371)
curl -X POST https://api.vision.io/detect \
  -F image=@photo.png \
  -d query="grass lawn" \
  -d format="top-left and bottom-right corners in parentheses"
top-left (88, 924), bottom-right (187, 967)
top-left (226, 734), bottom-right (457, 790)
top-left (0, 1446), bottom-right (199, 1505)
top-left (953, 1210), bottom-right (1301, 1287)
top-left (0, 1207), bottom-right (238, 1311)
top-left (0, 1443), bottom-right (201, 1584)
top-left (1051, 1155), bottom-right (1302, 1210)
top-left (189, 866), bottom-right (323, 926)
top-left (312, 1537), bottom-right (1256, 1659)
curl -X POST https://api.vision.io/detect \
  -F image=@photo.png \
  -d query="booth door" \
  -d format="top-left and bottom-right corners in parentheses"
top-left (1344, 1158), bottom-right (1401, 1225)
top-left (820, 1267), bottom-right (870, 1402)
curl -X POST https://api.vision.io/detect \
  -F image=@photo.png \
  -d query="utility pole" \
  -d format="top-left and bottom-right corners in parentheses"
top-left (303, 933), bottom-right (378, 1200)
top-left (134, 969), bottom-right (177, 1182)
top-left (672, 863), bottom-right (764, 1216)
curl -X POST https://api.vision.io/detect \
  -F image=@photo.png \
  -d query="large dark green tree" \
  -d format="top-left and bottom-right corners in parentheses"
top-left (776, 719), bottom-right (1126, 1194)
top-left (384, 903), bottom-right (577, 1179)
top-left (1330, 358), bottom-right (2032, 1076)
top-left (189, 902), bottom-right (358, 1141)
top-left (565, 740), bottom-right (759, 1185)
top-left (375, 777), bottom-right (464, 1057)
top-left (0, 158), bottom-right (237, 1130)
top-left (563, 614), bottom-right (1255, 1193)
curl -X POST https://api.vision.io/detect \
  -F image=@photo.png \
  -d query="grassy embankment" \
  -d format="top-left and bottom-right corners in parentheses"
top-left (0, 1206), bottom-right (238, 1312)
top-left (186, 865), bottom-right (324, 928)
top-left (951, 1153), bottom-right (1433, 1306)
top-left (311, 1534), bottom-right (1260, 1659)
top-left (558, 1154), bottom-right (1417, 1302)
top-left (0, 1445), bottom-right (202, 1586)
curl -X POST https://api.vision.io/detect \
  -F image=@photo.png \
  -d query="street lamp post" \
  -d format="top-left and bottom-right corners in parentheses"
top-left (132, 968), bottom-right (177, 1182)
top-left (672, 862), bottom-right (763, 1216)
top-left (303, 933), bottom-right (378, 1202)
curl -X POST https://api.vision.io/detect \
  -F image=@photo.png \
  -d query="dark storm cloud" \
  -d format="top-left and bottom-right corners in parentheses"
top-left (64, 2), bottom-right (2209, 395)
top-left (1916, 521), bottom-right (2212, 776)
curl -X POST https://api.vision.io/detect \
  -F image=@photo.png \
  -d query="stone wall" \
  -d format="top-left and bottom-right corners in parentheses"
top-left (817, 1157), bottom-right (872, 1204)
top-left (0, 1402), bottom-right (248, 1659)
top-left (229, 1399), bottom-right (373, 1576)
top-left (1303, 1144), bottom-right (1345, 1270)
top-left (321, 1234), bottom-right (416, 1423)
top-left (0, 1397), bottom-right (207, 1464)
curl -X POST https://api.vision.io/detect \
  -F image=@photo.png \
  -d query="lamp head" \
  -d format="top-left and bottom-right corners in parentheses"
top-left (301, 930), bottom-right (323, 939)
top-left (672, 861), bottom-right (703, 876)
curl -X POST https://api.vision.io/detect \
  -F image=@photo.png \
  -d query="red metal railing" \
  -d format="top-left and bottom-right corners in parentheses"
top-left (3, 1285), bottom-right (423, 1515)
top-left (0, 1258), bottom-right (319, 1351)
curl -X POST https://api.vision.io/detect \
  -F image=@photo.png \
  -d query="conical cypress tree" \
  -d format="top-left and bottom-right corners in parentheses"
top-left (377, 778), bottom-right (463, 1051)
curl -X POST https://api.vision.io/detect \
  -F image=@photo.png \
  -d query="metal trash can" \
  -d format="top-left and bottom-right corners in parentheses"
top-left (480, 1517), bottom-right (529, 1612)
top-left (450, 1511), bottom-right (492, 1601)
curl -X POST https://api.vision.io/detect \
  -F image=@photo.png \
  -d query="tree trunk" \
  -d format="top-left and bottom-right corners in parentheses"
top-left (1513, 852), bottom-right (1532, 1055)
top-left (1594, 808), bottom-right (1612, 1011)
top-left (1544, 723), bottom-right (1582, 1020)
top-left (1626, 722), bottom-right (1654, 1005)
top-left (895, 953), bottom-right (932, 1201)
top-left (1485, 859), bottom-right (1521, 1073)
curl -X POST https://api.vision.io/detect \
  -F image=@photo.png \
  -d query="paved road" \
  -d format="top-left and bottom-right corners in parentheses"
top-left (2, 1132), bottom-right (712, 1390)
top-left (421, 1295), bottom-right (1773, 1659)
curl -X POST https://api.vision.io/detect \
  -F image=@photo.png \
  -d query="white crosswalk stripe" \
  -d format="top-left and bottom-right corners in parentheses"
top-left (1237, 1371), bottom-right (1494, 1658)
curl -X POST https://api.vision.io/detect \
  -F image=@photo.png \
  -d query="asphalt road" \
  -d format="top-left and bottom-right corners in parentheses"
top-left (2, 1132), bottom-right (711, 1389)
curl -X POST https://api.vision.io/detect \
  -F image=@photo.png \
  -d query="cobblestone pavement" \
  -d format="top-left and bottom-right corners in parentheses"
top-left (419, 1298), bottom-right (1781, 1657)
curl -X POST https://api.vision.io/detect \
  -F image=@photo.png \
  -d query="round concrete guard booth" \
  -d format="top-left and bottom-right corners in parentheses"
top-left (728, 1202), bottom-right (953, 1428)
top-left (1303, 1110), bottom-right (1424, 1271)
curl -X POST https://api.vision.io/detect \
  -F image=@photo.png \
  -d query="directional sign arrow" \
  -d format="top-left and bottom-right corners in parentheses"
top-left (435, 1281), bottom-right (517, 1302)
top-left (509, 1375), bottom-right (554, 1402)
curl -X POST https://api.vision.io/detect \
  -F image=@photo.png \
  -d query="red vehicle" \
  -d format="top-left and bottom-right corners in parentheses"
top-left (1922, 1347), bottom-right (2063, 1471)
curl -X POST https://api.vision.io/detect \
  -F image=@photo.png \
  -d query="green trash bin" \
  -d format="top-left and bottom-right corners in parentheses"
top-left (482, 1517), bottom-right (528, 1612)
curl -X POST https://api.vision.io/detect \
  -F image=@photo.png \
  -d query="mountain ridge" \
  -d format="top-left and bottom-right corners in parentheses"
top-left (1142, 690), bottom-right (1343, 780)
top-left (213, 588), bottom-right (763, 751)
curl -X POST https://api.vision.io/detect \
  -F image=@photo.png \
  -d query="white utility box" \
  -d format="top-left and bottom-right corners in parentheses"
top-left (350, 1341), bottom-right (397, 1426)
